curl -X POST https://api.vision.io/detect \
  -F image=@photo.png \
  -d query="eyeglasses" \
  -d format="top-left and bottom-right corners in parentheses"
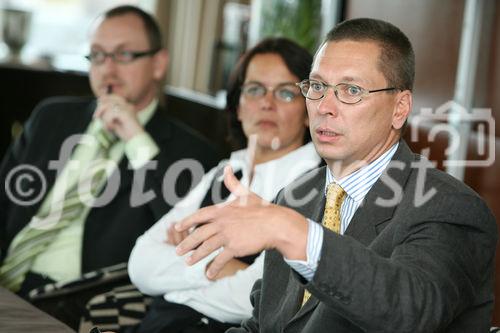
top-left (241, 82), bottom-right (301, 103)
top-left (85, 49), bottom-right (160, 65)
top-left (296, 79), bottom-right (397, 104)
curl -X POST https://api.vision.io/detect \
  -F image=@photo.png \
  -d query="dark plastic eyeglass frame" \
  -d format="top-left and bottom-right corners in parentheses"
top-left (85, 48), bottom-right (160, 65)
top-left (296, 79), bottom-right (397, 105)
top-left (241, 82), bottom-right (301, 103)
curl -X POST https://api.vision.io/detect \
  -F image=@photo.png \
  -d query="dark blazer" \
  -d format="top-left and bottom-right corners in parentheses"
top-left (0, 96), bottom-right (219, 274)
top-left (230, 140), bottom-right (497, 333)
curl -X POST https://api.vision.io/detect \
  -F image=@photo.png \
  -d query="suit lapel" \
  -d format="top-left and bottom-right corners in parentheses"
top-left (344, 140), bottom-right (414, 244)
top-left (21, 100), bottom-right (95, 232)
top-left (41, 100), bottom-right (95, 189)
top-left (283, 166), bottom-right (326, 222)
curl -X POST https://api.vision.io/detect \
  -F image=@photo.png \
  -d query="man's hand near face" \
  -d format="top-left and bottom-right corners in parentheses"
top-left (175, 166), bottom-right (309, 280)
top-left (94, 94), bottom-right (145, 141)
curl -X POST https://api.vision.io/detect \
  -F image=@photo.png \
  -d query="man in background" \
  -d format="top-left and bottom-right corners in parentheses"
top-left (0, 5), bottom-right (218, 329)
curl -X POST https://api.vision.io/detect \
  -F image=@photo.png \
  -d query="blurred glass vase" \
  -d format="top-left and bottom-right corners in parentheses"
top-left (2, 8), bottom-right (32, 63)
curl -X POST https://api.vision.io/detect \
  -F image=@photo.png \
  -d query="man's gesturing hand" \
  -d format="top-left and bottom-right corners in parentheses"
top-left (175, 165), bottom-right (309, 279)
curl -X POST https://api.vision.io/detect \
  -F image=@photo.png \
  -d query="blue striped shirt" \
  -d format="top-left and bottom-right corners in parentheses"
top-left (286, 143), bottom-right (399, 281)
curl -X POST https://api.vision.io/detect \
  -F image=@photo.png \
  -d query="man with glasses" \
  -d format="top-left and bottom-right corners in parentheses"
top-left (175, 18), bottom-right (497, 332)
top-left (0, 5), bottom-right (218, 328)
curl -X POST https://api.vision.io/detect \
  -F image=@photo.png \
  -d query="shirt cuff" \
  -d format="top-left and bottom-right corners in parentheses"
top-left (124, 132), bottom-right (160, 170)
top-left (284, 219), bottom-right (323, 281)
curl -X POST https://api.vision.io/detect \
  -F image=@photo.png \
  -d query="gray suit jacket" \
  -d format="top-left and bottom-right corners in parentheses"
top-left (229, 140), bottom-right (497, 333)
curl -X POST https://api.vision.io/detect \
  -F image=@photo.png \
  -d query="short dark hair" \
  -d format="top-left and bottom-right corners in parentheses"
top-left (226, 37), bottom-right (313, 150)
top-left (325, 18), bottom-right (415, 91)
top-left (104, 5), bottom-right (163, 50)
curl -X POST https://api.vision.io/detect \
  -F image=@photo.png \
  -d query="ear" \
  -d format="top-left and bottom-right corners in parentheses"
top-left (152, 49), bottom-right (169, 81)
top-left (392, 90), bottom-right (412, 130)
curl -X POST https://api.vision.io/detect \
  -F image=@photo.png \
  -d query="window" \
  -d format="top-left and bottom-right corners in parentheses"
top-left (0, 0), bottom-right (156, 71)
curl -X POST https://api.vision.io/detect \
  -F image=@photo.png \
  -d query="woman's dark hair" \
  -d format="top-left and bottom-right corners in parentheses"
top-left (226, 37), bottom-right (313, 150)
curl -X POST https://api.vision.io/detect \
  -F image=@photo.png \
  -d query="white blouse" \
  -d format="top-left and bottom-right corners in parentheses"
top-left (128, 142), bottom-right (321, 323)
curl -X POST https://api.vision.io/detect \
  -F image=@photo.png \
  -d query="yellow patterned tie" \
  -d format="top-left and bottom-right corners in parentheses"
top-left (302, 183), bottom-right (346, 305)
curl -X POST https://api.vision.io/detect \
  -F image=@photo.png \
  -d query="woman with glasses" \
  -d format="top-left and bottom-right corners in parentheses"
top-left (87, 38), bottom-right (320, 333)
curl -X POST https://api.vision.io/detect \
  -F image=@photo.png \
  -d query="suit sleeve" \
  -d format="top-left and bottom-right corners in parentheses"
top-left (301, 191), bottom-right (497, 332)
top-left (0, 137), bottom-right (22, 261)
top-left (0, 104), bottom-right (43, 262)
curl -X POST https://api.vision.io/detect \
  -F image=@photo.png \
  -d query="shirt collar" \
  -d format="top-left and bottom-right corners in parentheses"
top-left (137, 98), bottom-right (158, 125)
top-left (325, 143), bottom-right (399, 202)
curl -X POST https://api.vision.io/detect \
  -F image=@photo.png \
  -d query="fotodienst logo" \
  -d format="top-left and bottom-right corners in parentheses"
top-left (410, 100), bottom-right (495, 168)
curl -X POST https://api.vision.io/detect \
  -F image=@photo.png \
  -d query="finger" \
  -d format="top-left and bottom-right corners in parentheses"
top-left (223, 166), bottom-right (266, 207)
top-left (99, 94), bottom-right (124, 104)
top-left (95, 102), bottom-right (114, 120)
top-left (180, 230), bottom-right (189, 243)
top-left (205, 249), bottom-right (235, 279)
top-left (175, 205), bottom-right (218, 232)
top-left (185, 232), bottom-right (225, 266)
top-left (94, 107), bottom-right (103, 119)
top-left (95, 96), bottom-right (114, 115)
top-left (97, 96), bottom-right (124, 114)
top-left (99, 109), bottom-right (119, 131)
top-left (172, 228), bottom-right (188, 246)
top-left (172, 228), bottom-right (183, 245)
top-left (223, 165), bottom-right (249, 197)
top-left (176, 222), bottom-right (217, 256)
top-left (166, 224), bottom-right (176, 245)
top-left (94, 101), bottom-right (107, 119)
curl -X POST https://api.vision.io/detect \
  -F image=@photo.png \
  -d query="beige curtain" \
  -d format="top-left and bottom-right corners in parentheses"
top-left (155, 0), bottom-right (223, 94)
